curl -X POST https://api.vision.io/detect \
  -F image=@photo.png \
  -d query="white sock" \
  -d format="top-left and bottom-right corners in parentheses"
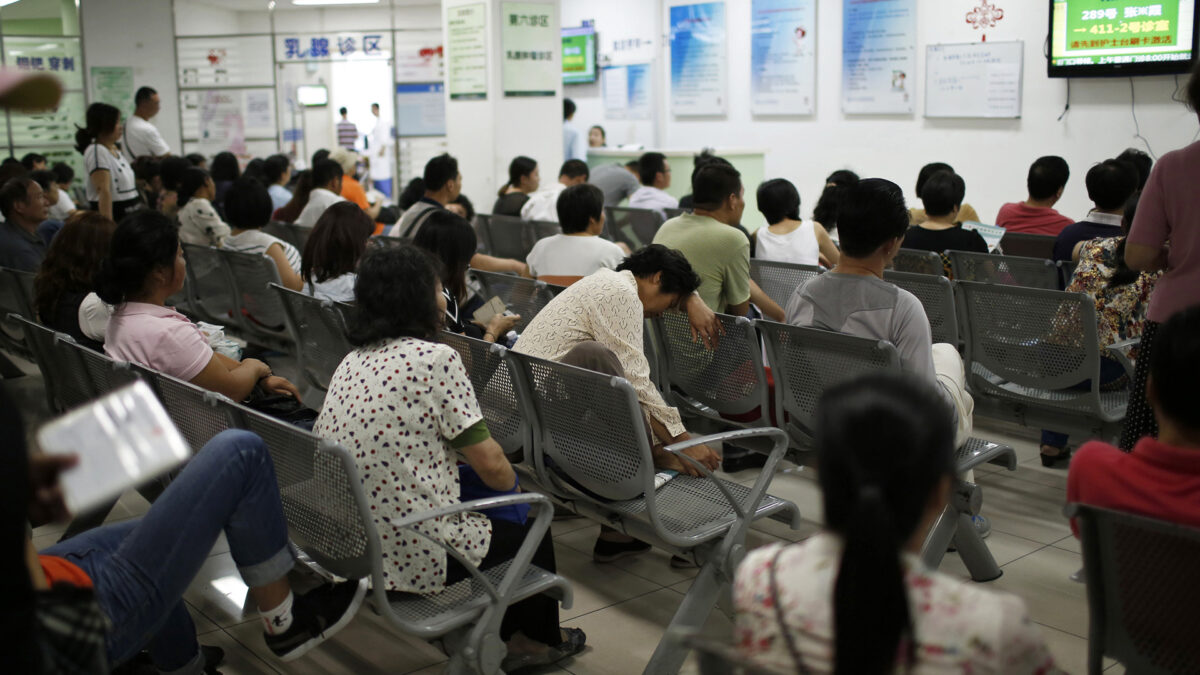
top-left (260, 590), bottom-right (295, 635)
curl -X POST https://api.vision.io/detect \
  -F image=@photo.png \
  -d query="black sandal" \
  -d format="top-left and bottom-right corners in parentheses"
top-left (1040, 445), bottom-right (1071, 467)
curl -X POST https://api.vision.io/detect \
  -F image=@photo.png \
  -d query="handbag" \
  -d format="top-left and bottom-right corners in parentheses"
top-left (243, 383), bottom-right (318, 428)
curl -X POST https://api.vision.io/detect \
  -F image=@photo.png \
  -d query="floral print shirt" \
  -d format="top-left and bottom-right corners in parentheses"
top-left (314, 337), bottom-right (491, 593)
top-left (734, 534), bottom-right (1062, 674)
top-left (1067, 237), bottom-right (1160, 360)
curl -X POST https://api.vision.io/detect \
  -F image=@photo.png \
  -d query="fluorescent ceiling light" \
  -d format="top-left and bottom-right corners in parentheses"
top-left (0, 0), bottom-right (21, 7)
top-left (291, 0), bottom-right (379, 5)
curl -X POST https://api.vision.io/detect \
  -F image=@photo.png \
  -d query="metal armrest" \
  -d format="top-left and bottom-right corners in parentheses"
top-left (1104, 338), bottom-right (1141, 380)
top-left (663, 427), bottom-right (789, 521)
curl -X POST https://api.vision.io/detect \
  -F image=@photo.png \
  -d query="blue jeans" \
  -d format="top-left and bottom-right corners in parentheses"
top-left (1041, 356), bottom-right (1128, 449)
top-left (42, 430), bottom-right (294, 674)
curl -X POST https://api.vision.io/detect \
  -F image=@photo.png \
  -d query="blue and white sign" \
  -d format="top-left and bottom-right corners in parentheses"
top-left (669, 2), bottom-right (727, 117)
top-left (842, 0), bottom-right (916, 115)
top-left (602, 63), bottom-right (652, 120)
top-left (396, 83), bottom-right (446, 137)
top-left (275, 32), bottom-right (393, 62)
top-left (751, 0), bottom-right (817, 115)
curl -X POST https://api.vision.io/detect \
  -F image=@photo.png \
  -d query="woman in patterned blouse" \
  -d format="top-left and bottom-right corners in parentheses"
top-left (734, 374), bottom-right (1059, 674)
top-left (312, 243), bottom-right (585, 672)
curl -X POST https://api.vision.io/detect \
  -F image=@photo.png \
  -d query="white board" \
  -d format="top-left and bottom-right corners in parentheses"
top-left (924, 41), bottom-right (1023, 119)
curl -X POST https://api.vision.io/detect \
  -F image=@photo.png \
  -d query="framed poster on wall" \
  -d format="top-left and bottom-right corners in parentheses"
top-left (501, 2), bottom-right (558, 96)
top-left (447, 3), bottom-right (488, 100)
top-left (750, 0), bottom-right (817, 115)
top-left (669, 2), bottom-right (728, 116)
top-left (841, 0), bottom-right (916, 115)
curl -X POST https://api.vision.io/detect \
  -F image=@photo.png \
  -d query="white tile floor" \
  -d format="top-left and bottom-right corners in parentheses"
top-left (17, 354), bottom-right (1121, 674)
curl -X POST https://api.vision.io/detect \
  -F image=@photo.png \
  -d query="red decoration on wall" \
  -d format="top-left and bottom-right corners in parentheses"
top-left (966, 0), bottom-right (1005, 42)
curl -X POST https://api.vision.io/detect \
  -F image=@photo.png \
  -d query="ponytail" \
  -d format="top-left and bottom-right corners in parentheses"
top-left (94, 211), bottom-right (180, 305)
top-left (500, 155), bottom-right (537, 197)
top-left (176, 168), bottom-right (210, 208)
top-left (74, 103), bottom-right (121, 154)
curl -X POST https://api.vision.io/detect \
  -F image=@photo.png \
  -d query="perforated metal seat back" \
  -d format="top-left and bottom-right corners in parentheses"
top-left (758, 321), bottom-right (900, 441)
top-left (142, 368), bottom-right (236, 452)
top-left (891, 248), bottom-right (942, 275)
top-left (474, 214), bottom-right (494, 254)
top-left (509, 351), bottom-right (651, 502)
top-left (656, 311), bottom-right (765, 418)
top-left (220, 249), bottom-right (286, 330)
top-left (273, 285), bottom-right (352, 390)
top-left (488, 215), bottom-right (535, 260)
top-left (958, 282), bottom-right (1100, 392)
top-left (749, 259), bottom-right (822, 310)
top-left (0, 269), bottom-right (33, 351)
top-left (531, 219), bottom-right (561, 241)
top-left (182, 244), bottom-right (236, 323)
top-left (999, 232), bottom-right (1055, 259)
top-left (289, 224), bottom-right (313, 252)
top-left (1079, 506), bottom-right (1200, 674)
top-left (949, 251), bottom-right (1060, 290)
top-left (441, 332), bottom-right (525, 456)
top-left (606, 207), bottom-right (664, 250)
top-left (263, 222), bottom-right (296, 249)
top-left (473, 270), bottom-right (558, 333)
top-left (237, 405), bottom-right (373, 580)
top-left (16, 318), bottom-right (92, 410)
top-left (71, 341), bottom-right (135, 395)
top-left (883, 270), bottom-right (959, 345)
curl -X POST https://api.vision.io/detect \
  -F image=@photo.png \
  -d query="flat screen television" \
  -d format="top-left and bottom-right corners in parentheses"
top-left (296, 84), bottom-right (328, 107)
top-left (562, 25), bottom-right (597, 85)
top-left (1048, 0), bottom-right (1198, 77)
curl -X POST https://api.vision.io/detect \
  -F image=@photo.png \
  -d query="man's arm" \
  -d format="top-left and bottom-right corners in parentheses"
top-left (748, 280), bottom-right (784, 321)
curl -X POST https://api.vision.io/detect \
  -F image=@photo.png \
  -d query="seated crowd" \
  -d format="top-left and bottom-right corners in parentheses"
top-left (9, 74), bottom-right (1200, 675)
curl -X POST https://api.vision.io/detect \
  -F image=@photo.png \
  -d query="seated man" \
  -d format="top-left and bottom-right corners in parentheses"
top-left (590, 160), bottom-right (640, 207)
top-left (525, 184), bottom-right (626, 284)
top-left (520, 159), bottom-right (589, 222)
top-left (295, 159), bottom-right (346, 227)
top-left (0, 176), bottom-right (49, 271)
top-left (628, 152), bottom-right (678, 218)
top-left (514, 245), bottom-right (723, 561)
top-left (995, 155), bottom-right (1075, 236)
top-left (1068, 306), bottom-right (1200, 532)
top-left (784, 178), bottom-right (983, 531)
top-left (1053, 158), bottom-right (1137, 262)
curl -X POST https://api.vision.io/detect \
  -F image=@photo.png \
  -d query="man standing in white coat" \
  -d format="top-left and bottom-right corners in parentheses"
top-left (368, 102), bottom-right (393, 198)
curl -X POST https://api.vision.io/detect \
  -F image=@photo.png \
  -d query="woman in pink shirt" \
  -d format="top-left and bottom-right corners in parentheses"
top-left (96, 210), bottom-right (301, 403)
top-left (1120, 64), bottom-right (1200, 449)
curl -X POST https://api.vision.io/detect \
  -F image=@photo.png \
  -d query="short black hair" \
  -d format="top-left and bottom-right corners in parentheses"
top-left (28, 169), bottom-right (56, 193)
top-left (691, 163), bottom-right (742, 211)
top-left (263, 154), bottom-right (290, 185)
top-left (1027, 155), bottom-right (1070, 200)
top-left (559, 159), bottom-right (589, 181)
top-left (159, 156), bottom-right (191, 192)
top-left (338, 106), bottom-right (348, 116)
top-left (756, 178), bottom-right (801, 225)
top-left (914, 162), bottom-right (953, 199)
top-left (311, 148), bottom-right (330, 168)
top-left (132, 156), bottom-right (161, 182)
top-left (176, 167), bottom-right (210, 207)
top-left (825, 170), bottom-right (860, 187)
top-left (20, 152), bottom-right (45, 170)
top-left (312, 158), bottom-right (344, 189)
top-left (563, 98), bottom-right (576, 120)
top-left (556, 183), bottom-right (604, 234)
top-left (453, 194), bottom-right (475, 221)
top-left (349, 243), bottom-right (443, 345)
top-left (398, 177), bottom-right (426, 210)
top-left (423, 153), bottom-right (459, 192)
top-left (210, 151), bottom-right (240, 183)
top-left (638, 152), bottom-right (667, 186)
top-left (223, 177), bottom-right (273, 230)
top-left (1086, 159), bottom-right (1139, 211)
top-left (836, 178), bottom-right (909, 258)
top-left (185, 153), bottom-right (206, 167)
top-left (1115, 148), bottom-right (1153, 190)
top-left (1150, 305), bottom-right (1200, 432)
top-left (412, 209), bottom-right (476, 305)
top-left (624, 160), bottom-right (640, 172)
top-left (616, 244), bottom-right (700, 297)
top-left (51, 161), bottom-right (74, 184)
top-left (920, 170), bottom-right (965, 218)
top-left (0, 177), bottom-right (35, 220)
top-left (371, 102), bottom-right (379, 109)
top-left (134, 86), bottom-right (157, 105)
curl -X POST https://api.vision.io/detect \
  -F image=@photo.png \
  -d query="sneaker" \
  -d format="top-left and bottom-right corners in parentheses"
top-left (501, 627), bottom-right (587, 673)
top-left (669, 555), bottom-right (697, 569)
top-left (264, 579), bottom-right (368, 662)
top-left (973, 514), bottom-right (991, 539)
top-left (592, 537), bottom-right (651, 563)
top-left (720, 451), bottom-right (767, 474)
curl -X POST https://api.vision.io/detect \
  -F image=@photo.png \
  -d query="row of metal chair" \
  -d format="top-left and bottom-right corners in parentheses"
top-left (0, 265), bottom-right (36, 359)
top-left (473, 206), bottom-right (671, 262)
top-left (263, 221), bottom-right (313, 253)
top-left (14, 314), bottom-right (569, 675)
top-left (891, 247), bottom-right (1077, 289)
top-left (175, 243), bottom-right (293, 350)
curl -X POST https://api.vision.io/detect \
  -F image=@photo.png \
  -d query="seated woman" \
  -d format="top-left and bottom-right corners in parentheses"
top-left (525, 183), bottom-right (626, 285)
top-left (273, 170), bottom-right (313, 224)
top-left (301, 201), bottom-right (374, 302)
top-left (735, 373), bottom-right (1059, 674)
top-left (753, 178), bottom-right (840, 268)
top-left (330, 147), bottom-right (382, 222)
top-left (493, 156), bottom-right (539, 217)
top-left (908, 162), bottom-right (981, 225)
top-left (33, 211), bottom-right (116, 350)
top-left (157, 155), bottom-right (191, 221)
top-left (901, 170), bottom-right (988, 276)
top-left (221, 177), bottom-right (303, 291)
top-left (413, 210), bottom-right (520, 343)
top-left (1040, 192), bottom-right (1159, 466)
top-left (97, 211), bottom-right (302, 404)
top-left (313, 243), bottom-right (586, 672)
top-left (209, 151), bottom-right (240, 216)
top-left (175, 167), bottom-right (230, 247)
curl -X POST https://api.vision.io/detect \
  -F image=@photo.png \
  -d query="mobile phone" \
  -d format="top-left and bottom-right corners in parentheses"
top-left (36, 381), bottom-right (190, 516)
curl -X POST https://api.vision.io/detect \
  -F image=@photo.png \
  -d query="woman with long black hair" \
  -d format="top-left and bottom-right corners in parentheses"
top-left (734, 373), bottom-right (1059, 674)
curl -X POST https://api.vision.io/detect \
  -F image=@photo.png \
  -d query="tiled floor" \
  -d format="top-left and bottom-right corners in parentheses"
top-left (18, 353), bottom-right (1119, 674)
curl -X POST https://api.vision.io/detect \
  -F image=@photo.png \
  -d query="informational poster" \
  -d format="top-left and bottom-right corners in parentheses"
top-left (90, 66), bottom-right (134, 114)
top-left (395, 29), bottom-right (445, 83)
top-left (245, 90), bottom-right (274, 129)
top-left (842, 0), bottom-right (917, 115)
top-left (925, 41), bottom-right (1023, 118)
top-left (447, 3), bottom-right (488, 100)
top-left (669, 2), bottom-right (728, 116)
top-left (750, 0), bottom-right (817, 115)
top-left (501, 2), bottom-right (558, 97)
top-left (197, 89), bottom-right (247, 155)
top-left (602, 64), bottom-right (652, 120)
top-left (396, 83), bottom-right (447, 136)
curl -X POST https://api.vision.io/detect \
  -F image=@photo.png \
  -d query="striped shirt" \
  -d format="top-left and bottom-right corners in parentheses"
top-left (336, 120), bottom-right (358, 149)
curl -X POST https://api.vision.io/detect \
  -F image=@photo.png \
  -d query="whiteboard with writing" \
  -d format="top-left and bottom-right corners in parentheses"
top-left (924, 41), bottom-right (1023, 119)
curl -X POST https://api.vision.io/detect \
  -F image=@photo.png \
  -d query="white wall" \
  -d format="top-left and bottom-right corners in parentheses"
top-left (561, 0), bottom-right (1198, 222)
top-left (80, 0), bottom-right (181, 153)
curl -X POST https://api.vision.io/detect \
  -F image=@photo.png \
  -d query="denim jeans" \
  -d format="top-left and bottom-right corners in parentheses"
top-left (42, 429), bottom-right (294, 674)
top-left (1040, 356), bottom-right (1129, 449)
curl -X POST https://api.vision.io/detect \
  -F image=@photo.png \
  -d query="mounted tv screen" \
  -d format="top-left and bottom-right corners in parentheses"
top-left (296, 84), bottom-right (328, 107)
top-left (1049, 0), bottom-right (1198, 77)
top-left (563, 25), bottom-right (597, 85)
